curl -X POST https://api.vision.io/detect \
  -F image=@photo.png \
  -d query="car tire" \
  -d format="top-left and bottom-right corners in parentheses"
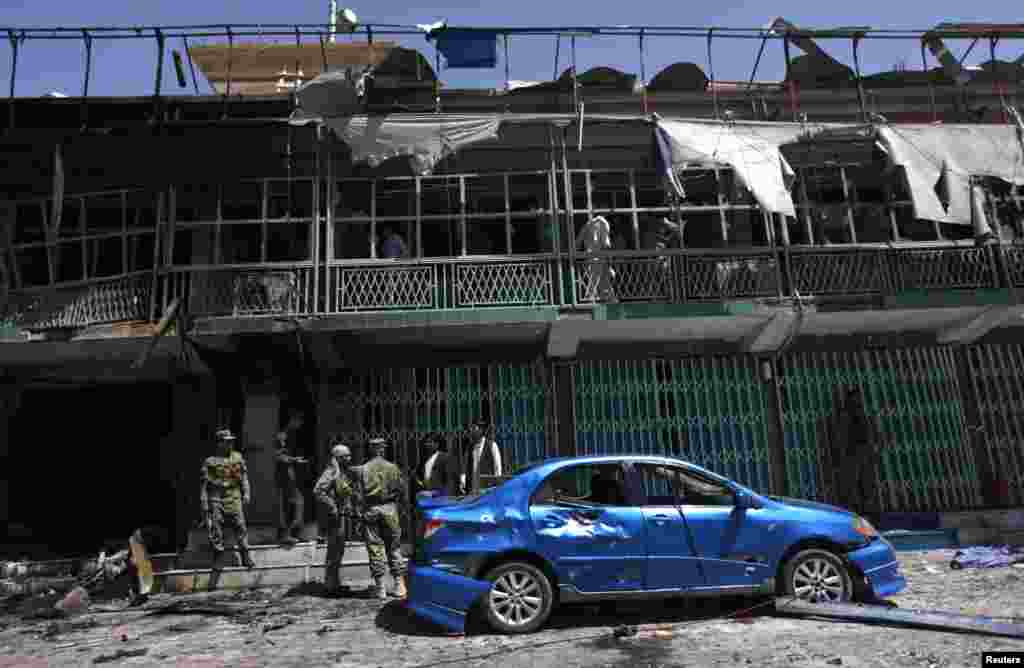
top-left (782, 548), bottom-right (854, 604)
top-left (483, 561), bottom-right (555, 634)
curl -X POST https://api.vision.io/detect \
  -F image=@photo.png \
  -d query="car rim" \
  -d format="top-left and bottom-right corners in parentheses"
top-left (490, 569), bottom-right (544, 627)
top-left (792, 557), bottom-right (846, 603)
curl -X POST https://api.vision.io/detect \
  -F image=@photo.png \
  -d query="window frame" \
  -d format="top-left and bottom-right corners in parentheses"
top-left (529, 462), bottom-right (633, 508)
top-left (635, 462), bottom-right (737, 509)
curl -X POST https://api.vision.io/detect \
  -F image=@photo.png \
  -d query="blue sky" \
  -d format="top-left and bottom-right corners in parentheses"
top-left (1, 0), bottom-right (1023, 97)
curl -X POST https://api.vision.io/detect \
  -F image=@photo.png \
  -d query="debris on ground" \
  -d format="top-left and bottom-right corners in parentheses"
top-left (950, 545), bottom-right (1024, 570)
top-left (93, 647), bottom-right (149, 664)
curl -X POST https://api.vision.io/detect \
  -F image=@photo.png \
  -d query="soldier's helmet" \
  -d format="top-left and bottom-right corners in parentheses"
top-left (215, 428), bottom-right (237, 442)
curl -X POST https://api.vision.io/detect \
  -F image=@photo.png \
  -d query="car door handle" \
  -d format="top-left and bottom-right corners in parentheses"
top-left (651, 514), bottom-right (672, 525)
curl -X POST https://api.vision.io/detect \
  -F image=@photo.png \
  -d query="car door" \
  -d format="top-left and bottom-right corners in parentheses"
top-left (630, 464), bottom-right (703, 591)
top-left (529, 462), bottom-right (647, 593)
top-left (637, 463), bottom-right (774, 590)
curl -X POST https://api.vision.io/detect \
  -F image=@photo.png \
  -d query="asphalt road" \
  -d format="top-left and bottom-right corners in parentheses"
top-left (1, 551), bottom-right (1024, 667)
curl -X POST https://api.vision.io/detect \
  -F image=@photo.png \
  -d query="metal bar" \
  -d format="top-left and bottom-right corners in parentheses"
top-left (153, 29), bottom-right (165, 120)
top-left (561, 129), bottom-right (577, 305)
top-left (922, 39), bottom-right (938, 122)
top-left (149, 191), bottom-right (163, 321)
top-left (80, 30), bottom-right (92, 129)
top-left (415, 175), bottom-right (423, 258)
top-left (325, 136), bottom-right (335, 311)
top-left (312, 133), bottom-right (320, 314)
top-left (839, 166), bottom-right (858, 243)
top-left (79, 198), bottom-right (87, 280)
top-left (639, 30), bottom-right (647, 114)
top-left (571, 36), bottom-right (578, 112)
top-left (548, 125), bottom-right (564, 304)
top-left (503, 173), bottom-right (512, 253)
top-left (319, 34), bottom-right (328, 73)
top-left (260, 179), bottom-right (268, 263)
top-left (7, 31), bottom-right (18, 130)
top-left (782, 31), bottom-right (796, 121)
top-left (851, 36), bottom-right (867, 122)
top-left (628, 169), bottom-right (640, 249)
top-left (774, 598), bottom-right (1024, 639)
top-left (707, 29), bottom-right (719, 119)
top-left (182, 37), bottom-right (201, 95)
top-left (370, 180), bottom-right (377, 259)
top-left (504, 34), bottom-right (511, 91)
top-left (223, 26), bottom-right (234, 118)
top-left (214, 184), bottom-right (223, 264)
top-left (459, 175), bottom-right (467, 256)
top-left (714, 168), bottom-right (729, 243)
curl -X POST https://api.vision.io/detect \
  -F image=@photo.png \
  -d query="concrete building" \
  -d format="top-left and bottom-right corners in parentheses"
top-left (3, 21), bottom-right (1024, 556)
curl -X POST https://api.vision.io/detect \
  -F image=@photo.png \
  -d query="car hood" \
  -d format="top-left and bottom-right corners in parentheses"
top-left (768, 496), bottom-right (855, 517)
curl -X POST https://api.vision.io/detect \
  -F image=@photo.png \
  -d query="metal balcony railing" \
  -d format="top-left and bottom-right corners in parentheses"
top-left (5, 243), bottom-right (1024, 332)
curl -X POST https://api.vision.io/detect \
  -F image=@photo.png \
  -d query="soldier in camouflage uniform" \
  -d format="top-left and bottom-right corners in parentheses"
top-left (352, 438), bottom-right (408, 600)
top-left (199, 428), bottom-right (255, 569)
top-left (314, 442), bottom-right (359, 594)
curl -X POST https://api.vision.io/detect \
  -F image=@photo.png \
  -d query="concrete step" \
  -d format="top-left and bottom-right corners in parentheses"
top-left (185, 523), bottom-right (322, 552)
top-left (176, 541), bottom-right (370, 569)
top-left (940, 509), bottom-right (1024, 531)
top-left (152, 562), bottom-right (370, 594)
top-left (882, 529), bottom-right (959, 551)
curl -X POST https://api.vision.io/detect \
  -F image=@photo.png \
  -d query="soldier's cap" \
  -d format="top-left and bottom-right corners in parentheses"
top-left (215, 428), bottom-right (237, 441)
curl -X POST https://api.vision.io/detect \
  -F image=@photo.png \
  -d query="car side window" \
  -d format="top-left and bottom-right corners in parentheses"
top-left (636, 464), bottom-right (734, 507)
top-left (530, 463), bottom-right (628, 507)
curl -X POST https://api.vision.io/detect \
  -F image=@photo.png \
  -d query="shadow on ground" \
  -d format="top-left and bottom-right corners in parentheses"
top-left (375, 595), bottom-right (775, 639)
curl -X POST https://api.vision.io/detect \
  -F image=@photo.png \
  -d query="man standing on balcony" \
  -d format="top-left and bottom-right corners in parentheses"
top-left (575, 215), bottom-right (618, 303)
top-left (275, 412), bottom-right (309, 546)
top-left (200, 428), bottom-right (255, 570)
top-left (380, 226), bottom-right (410, 259)
top-left (460, 420), bottom-right (503, 495)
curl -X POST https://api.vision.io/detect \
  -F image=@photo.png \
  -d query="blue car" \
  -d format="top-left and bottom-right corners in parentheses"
top-left (407, 455), bottom-right (906, 635)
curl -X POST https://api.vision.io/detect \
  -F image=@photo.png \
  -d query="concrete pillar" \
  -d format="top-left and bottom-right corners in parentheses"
top-left (241, 381), bottom-right (281, 527)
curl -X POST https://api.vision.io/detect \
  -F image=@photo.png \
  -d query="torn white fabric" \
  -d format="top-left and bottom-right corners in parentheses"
top-left (324, 114), bottom-right (503, 174)
top-left (875, 124), bottom-right (1024, 225)
top-left (291, 68), bottom-right (367, 122)
top-left (655, 119), bottom-right (813, 217)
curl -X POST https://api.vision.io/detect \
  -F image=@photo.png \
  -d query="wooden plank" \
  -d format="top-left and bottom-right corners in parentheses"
top-left (775, 599), bottom-right (1024, 639)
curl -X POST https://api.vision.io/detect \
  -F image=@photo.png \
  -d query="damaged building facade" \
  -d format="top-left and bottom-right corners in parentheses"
top-left (3, 20), bottom-right (1024, 556)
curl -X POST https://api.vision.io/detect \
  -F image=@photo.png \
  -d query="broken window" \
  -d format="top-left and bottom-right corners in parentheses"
top-left (531, 463), bottom-right (629, 507)
top-left (636, 463), bottom-right (734, 507)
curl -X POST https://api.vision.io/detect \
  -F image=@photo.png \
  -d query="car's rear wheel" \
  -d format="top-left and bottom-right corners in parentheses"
top-left (782, 549), bottom-right (853, 603)
top-left (483, 562), bottom-right (554, 634)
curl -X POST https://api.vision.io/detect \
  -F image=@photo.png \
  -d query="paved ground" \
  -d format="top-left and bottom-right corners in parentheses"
top-left (1, 551), bottom-right (1023, 667)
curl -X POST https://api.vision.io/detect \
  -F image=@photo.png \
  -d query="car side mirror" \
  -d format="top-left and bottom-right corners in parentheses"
top-left (735, 490), bottom-right (762, 510)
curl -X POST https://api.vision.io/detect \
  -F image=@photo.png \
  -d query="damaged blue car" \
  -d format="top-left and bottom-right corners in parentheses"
top-left (407, 455), bottom-right (905, 635)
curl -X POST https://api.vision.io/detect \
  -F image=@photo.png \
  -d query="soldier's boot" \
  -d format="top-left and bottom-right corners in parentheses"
top-left (390, 575), bottom-right (407, 599)
top-left (371, 577), bottom-right (387, 600)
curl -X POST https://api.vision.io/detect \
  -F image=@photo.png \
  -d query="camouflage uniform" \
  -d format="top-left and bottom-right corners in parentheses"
top-left (314, 460), bottom-right (359, 590)
top-left (351, 454), bottom-right (408, 584)
top-left (200, 448), bottom-right (253, 567)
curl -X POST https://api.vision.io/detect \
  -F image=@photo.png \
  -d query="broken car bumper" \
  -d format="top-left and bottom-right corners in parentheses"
top-left (405, 565), bottom-right (493, 634)
top-left (846, 537), bottom-right (906, 599)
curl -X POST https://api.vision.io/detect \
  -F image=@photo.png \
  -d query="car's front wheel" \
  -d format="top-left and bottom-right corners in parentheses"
top-left (782, 548), bottom-right (853, 603)
top-left (483, 561), bottom-right (555, 634)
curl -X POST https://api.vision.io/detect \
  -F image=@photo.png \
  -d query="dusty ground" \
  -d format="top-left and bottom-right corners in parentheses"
top-left (0, 550), bottom-right (1023, 667)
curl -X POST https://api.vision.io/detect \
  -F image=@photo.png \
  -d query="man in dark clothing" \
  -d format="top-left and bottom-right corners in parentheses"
top-left (831, 387), bottom-right (883, 520)
top-left (414, 435), bottom-right (449, 495)
top-left (275, 413), bottom-right (309, 546)
top-left (460, 420), bottom-right (503, 495)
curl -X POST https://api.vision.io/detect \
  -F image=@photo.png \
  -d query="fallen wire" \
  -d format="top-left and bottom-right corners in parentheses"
top-left (407, 596), bottom-right (794, 668)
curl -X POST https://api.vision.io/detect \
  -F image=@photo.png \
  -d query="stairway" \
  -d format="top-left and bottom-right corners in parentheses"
top-left (151, 524), bottom-right (412, 593)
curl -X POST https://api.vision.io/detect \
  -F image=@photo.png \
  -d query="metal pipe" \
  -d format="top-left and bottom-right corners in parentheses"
top-left (852, 35), bottom-right (867, 122)
top-left (571, 35), bottom-right (578, 112)
top-left (782, 30), bottom-right (795, 121)
top-left (182, 37), bottom-right (201, 95)
top-left (329, 0), bottom-right (337, 44)
top-left (553, 34), bottom-right (560, 80)
top-left (8, 30), bottom-right (18, 130)
top-left (922, 39), bottom-right (937, 122)
top-left (504, 33), bottom-right (510, 91)
top-left (708, 28), bottom-right (719, 119)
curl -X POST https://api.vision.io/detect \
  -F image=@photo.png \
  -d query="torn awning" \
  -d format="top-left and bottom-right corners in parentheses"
top-left (655, 119), bottom-right (813, 217)
top-left (875, 124), bottom-right (1024, 225)
top-left (290, 68), bottom-right (367, 123)
top-left (320, 114), bottom-right (503, 174)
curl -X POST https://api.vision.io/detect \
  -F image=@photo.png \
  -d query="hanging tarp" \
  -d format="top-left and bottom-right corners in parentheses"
top-left (430, 29), bottom-right (499, 69)
top-left (655, 118), bottom-right (813, 217)
top-left (322, 113), bottom-right (503, 174)
top-left (290, 68), bottom-right (367, 124)
top-left (875, 125), bottom-right (1024, 225)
